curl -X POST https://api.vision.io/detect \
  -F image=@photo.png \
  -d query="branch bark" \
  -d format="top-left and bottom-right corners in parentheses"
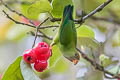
top-left (75, 0), bottom-right (113, 24)
top-left (32, 17), bottom-right (49, 48)
top-left (76, 48), bottom-right (120, 79)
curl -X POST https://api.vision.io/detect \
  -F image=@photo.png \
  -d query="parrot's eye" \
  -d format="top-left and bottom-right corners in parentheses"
top-left (75, 53), bottom-right (80, 59)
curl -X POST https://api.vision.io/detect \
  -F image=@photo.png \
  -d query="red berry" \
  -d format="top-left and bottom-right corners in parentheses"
top-left (23, 49), bottom-right (36, 63)
top-left (34, 42), bottom-right (49, 55)
top-left (37, 49), bottom-right (51, 60)
top-left (34, 60), bottom-right (48, 72)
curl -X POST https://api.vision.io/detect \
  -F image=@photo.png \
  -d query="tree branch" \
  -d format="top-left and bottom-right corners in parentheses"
top-left (50, 0), bottom-right (113, 25)
top-left (75, 0), bottom-right (113, 24)
top-left (28, 31), bottom-right (53, 40)
top-left (2, 10), bottom-right (35, 27)
top-left (0, 0), bottom-right (31, 5)
top-left (76, 48), bottom-right (120, 79)
top-left (1, 0), bottom-right (35, 25)
top-left (3, 10), bottom-right (58, 29)
top-left (1, 0), bottom-right (26, 18)
top-left (92, 17), bottom-right (120, 25)
top-left (32, 17), bottom-right (49, 48)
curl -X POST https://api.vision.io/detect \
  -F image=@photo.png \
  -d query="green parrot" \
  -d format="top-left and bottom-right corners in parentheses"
top-left (51, 5), bottom-right (80, 65)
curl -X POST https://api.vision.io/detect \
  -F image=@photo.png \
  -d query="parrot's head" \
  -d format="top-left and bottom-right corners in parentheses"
top-left (65, 52), bottom-right (80, 65)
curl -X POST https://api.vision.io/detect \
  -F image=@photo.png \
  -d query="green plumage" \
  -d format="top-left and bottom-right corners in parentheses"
top-left (60, 6), bottom-right (76, 46)
top-left (51, 5), bottom-right (80, 64)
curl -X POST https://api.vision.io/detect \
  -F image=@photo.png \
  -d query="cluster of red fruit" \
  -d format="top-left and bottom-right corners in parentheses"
top-left (23, 42), bottom-right (51, 72)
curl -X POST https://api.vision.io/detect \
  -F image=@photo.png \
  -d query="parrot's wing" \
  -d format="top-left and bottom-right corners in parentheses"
top-left (59, 5), bottom-right (76, 46)
top-left (60, 21), bottom-right (77, 46)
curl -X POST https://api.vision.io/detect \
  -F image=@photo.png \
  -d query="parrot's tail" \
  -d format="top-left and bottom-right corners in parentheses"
top-left (63, 5), bottom-right (73, 20)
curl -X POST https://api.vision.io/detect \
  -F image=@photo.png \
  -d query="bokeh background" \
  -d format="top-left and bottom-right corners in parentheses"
top-left (0, 0), bottom-right (120, 80)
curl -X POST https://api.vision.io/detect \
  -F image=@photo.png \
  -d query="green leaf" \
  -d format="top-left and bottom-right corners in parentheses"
top-left (51, 58), bottom-right (68, 73)
top-left (79, 0), bottom-right (102, 13)
top-left (112, 29), bottom-right (120, 47)
top-left (2, 56), bottom-right (24, 80)
top-left (109, 65), bottom-right (120, 74)
top-left (51, 0), bottom-right (73, 18)
top-left (109, 0), bottom-right (120, 18)
top-left (27, 0), bottom-right (52, 19)
top-left (20, 60), bottom-right (41, 80)
top-left (99, 54), bottom-right (112, 67)
top-left (77, 25), bottom-right (95, 38)
top-left (21, 0), bottom-right (38, 20)
top-left (49, 45), bottom-right (62, 68)
top-left (77, 37), bottom-right (99, 49)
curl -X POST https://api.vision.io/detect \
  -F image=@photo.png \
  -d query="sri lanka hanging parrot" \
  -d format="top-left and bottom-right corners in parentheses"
top-left (51, 5), bottom-right (80, 65)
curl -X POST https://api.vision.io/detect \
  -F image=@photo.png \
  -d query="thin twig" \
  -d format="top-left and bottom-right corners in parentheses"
top-left (39, 25), bottom-right (59, 29)
top-left (28, 31), bottom-right (53, 40)
top-left (38, 30), bottom-right (53, 40)
top-left (1, 0), bottom-right (35, 25)
top-left (0, 0), bottom-right (31, 5)
top-left (50, 18), bottom-right (61, 22)
top-left (77, 11), bottom-right (120, 25)
top-left (3, 10), bottom-right (58, 29)
top-left (104, 73), bottom-right (116, 79)
top-left (2, 10), bottom-right (35, 27)
top-left (32, 17), bottom-right (49, 48)
top-left (37, 34), bottom-right (53, 40)
top-left (76, 48), bottom-right (120, 79)
top-left (1, 0), bottom-right (26, 18)
top-left (91, 16), bottom-right (120, 25)
top-left (75, 0), bottom-right (113, 24)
